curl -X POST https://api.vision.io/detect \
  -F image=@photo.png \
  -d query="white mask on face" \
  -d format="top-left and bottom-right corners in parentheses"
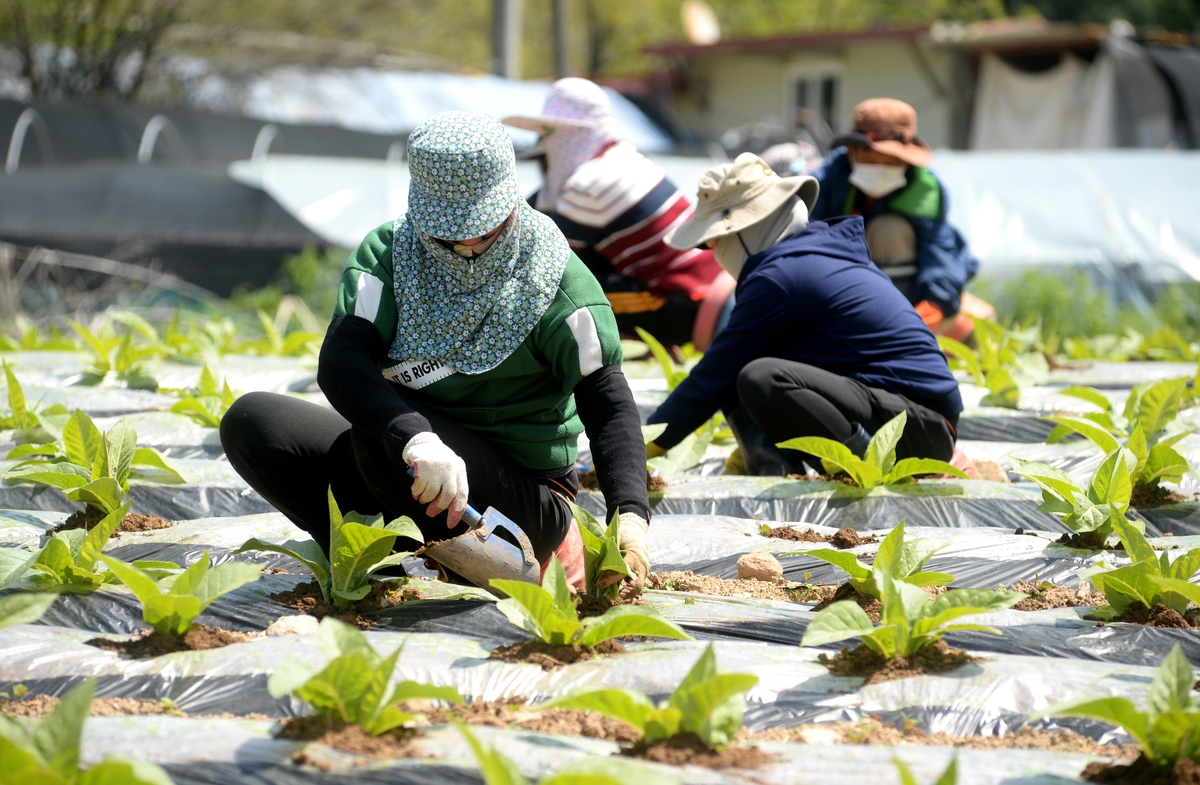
top-left (849, 161), bottom-right (908, 199)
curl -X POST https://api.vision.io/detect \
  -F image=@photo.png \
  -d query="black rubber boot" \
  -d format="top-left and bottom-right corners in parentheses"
top-left (844, 422), bottom-right (873, 459)
top-left (724, 407), bottom-right (806, 476)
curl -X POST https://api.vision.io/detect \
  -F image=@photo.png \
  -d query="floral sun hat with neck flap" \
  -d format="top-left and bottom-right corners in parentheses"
top-left (390, 111), bottom-right (570, 376)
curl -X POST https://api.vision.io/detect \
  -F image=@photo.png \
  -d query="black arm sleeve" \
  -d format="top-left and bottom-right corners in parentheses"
top-left (574, 364), bottom-right (651, 522)
top-left (317, 314), bottom-right (432, 464)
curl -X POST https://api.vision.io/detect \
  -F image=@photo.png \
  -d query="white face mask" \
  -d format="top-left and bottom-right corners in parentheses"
top-left (849, 161), bottom-right (908, 199)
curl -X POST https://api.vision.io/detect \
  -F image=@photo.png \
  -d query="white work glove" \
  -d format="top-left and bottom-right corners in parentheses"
top-left (598, 512), bottom-right (649, 600)
top-left (401, 432), bottom-right (469, 527)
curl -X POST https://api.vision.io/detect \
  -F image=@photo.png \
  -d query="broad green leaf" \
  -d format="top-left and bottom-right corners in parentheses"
top-left (904, 571), bottom-right (956, 588)
top-left (1010, 457), bottom-right (1083, 504)
top-left (1091, 562), bottom-right (1162, 613)
top-left (104, 420), bottom-right (137, 487)
top-left (673, 673), bottom-right (759, 748)
top-left (776, 437), bottom-right (878, 488)
top-left (387, 679), bottom-right (464, 706)
top-left (2, 361), bottom-right (26, 421)
top-left (937, 336), bottom-right (983, 384)
top-left (457, 723), bottom-right (532, 785)
top-left (1150, 577), bottom-right (1200, 610)
top-left (31, 678), bottom-right (93, 777)
top-left (330, 522), bottom-right (400, 606)
top-left (492, 580), bottom-right (577, 643)
top-left (34, 537), bottom-right (76, 583)
top-left (804, 549), bottom-right (870, 582)
top-left (884, 458), bottom-right (969, 483)
top-left (1042, 416), bottom-right (1120, 454)
top-left (542, 555), bottom-right (574, 616)
top-left (61, 410), bottom-right (102, 467)
top-left (1149, 645), bottom-right (1193, 718)
top-left (923, 588), bottom-right (1023, 617)
top-left (0, 592), bottom-right (56, 628)
top-left (268, 657), bottom-right (320, 699)
top-left (1134, 378), bottom-right (1188, 440)
top-left (1148, 709), bottom-right (1200, 766)
top-left (1128, 425), bottom-right (1150, 478)
top-left (543, 758), bottom-right (679, 785)
top-left (541, 688), bottom-right (655, 734)
top-left (5, 442), bottom-right (59, 461)
top-left (865, 411), bottom-right (905, 473)
top-left (169, 397), bottom-right (221, 428)
top-left (1031, 696), bottom-right (1150, 754)
top-left (78, 758), bottom-right (175, 785)
top-left (131, 448), bottom-right (190, 484)
top-left (892, 537), bottom-right (949, 580)
top-left (77, 500), bottom-right (133, 570)
top-left (6, 467), bottom-right (91, 490)
top-left (674, 641), bottom-right (719, 694)
top-left (381, 515), bottom-right (423, 543)
top-left (0, 547), bottom-right (38, 591)
top-left (1141, 443), bottom-right (1190, 487)
top-left (641, 423), bottom-right (668, 445)
top-left (1059, 385), bottom-right (1114, 414)
top-left (96, 555), bottom-right (163, 607)
top-left (142, 594), bottom-right (202, 636)
top-left (1110, 514), bottom-right (1157, 565)
top-left (67, 478), bottom-right (126, 515)
top-left (191, 561), bottom-right (262, 609)
top-left (800, 600), bottom-right (876, 648)
top-left (236, 538), bottom-right (331, 603)
top-left (1087, 449), bottom-right (1133, 508)
top-left (576, 605), bottom-right (691, 647)
top-left (569, 502), bottom-right (605, 540)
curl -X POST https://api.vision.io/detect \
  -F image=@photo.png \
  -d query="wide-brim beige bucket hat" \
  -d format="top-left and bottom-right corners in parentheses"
top-left (665, 152), bottom-right (819, 250)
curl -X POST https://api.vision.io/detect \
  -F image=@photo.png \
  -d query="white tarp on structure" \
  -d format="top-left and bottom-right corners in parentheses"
top-left (970, 53), bottom-right (1117, 150)
top-left (191, 67), bottom-right (674, 152)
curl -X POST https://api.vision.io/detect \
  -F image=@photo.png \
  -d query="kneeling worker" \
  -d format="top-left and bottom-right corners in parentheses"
top-left (645, 153), bottom-right (963, 476)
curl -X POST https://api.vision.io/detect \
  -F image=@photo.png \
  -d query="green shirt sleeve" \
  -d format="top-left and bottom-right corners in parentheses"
top-left (333, 222), bottom-right (398, 349)
top-left (536, 256), bottom-right (623, 393)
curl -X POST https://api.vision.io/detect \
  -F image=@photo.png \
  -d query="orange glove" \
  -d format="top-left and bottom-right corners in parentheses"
top-left (914, 300), bottom-right (944, 331)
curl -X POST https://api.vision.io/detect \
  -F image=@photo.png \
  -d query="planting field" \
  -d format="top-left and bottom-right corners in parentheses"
top-left (3, 342), bottom-right (1200, 785)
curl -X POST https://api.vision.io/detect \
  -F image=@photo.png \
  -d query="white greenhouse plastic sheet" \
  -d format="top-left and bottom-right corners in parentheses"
top-left (75, 715), bottom-right (1112, 785)
top-left (92, 411), bottom-right (224, 458)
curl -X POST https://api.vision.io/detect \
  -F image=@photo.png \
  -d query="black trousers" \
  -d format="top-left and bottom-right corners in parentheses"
top-left (736, 358), bottom-right (957, 462)
top-left (220, 392), bottom-right (574, 562)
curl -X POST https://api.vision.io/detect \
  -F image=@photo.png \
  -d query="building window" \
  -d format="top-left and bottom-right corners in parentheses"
top-left (789, 67), bottom-right (842, 142)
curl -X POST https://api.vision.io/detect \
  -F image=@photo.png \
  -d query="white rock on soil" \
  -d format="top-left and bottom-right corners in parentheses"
top-left (974, 459), bottom-right (1011, 483)
top-left (736, 552), bottom-right (784, 582)
top-left (266, 615), bottom-right (320, 637)
top-left (796, 726), bottom-right (842, 745)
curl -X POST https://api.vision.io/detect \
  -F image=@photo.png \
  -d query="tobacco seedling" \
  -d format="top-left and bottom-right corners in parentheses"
top-left (1043, 378), bottom-right (1193, 490)
top-left (1031, 644), bottom-right (1200, 768)
top-left (894, 754), bottom-right (958, 785)
top-left (97, 551), bottom-right (263, 637)
top-left (1081, 514), bottom-right (1200, 619)
top-left (27, 501), bottom-right (135, 594)
top-left (569, 504), bottom-right (633, 599)
top-left (1, 361), bottom-right (71, 450)
top-left (5, 412), bottom-right (189, 518)
top-left (801, 569), bottom-right (1024, 659)
top-left (1011, 447), bottom-right (1140, 546)
top-left (541, 642), bottom-right (758, 750)
top-left (457, 724), bottom-right (679, 785)
top-left (648, 420), bottom-right (715, 475)
top-left (237, 487), bottom-right (423, 609)
top-left (269, 617), bottom-right (462, 737)
top-left (635, 327), bottom-right (688, 391)
top-left (0, 678), bottom-right (174, 784)
top-left (168, 364), bottom-right (238, 428)
top-left (70, 316), bottom-right (160, 390)
top-left (803, 521), bottom-right (953, 599)
top-left (491, 556), bottom-right (691, 648)
top-left (0, 592), bottom-right (57, 629)
top-left (777, 412), bottom-right (968, 490)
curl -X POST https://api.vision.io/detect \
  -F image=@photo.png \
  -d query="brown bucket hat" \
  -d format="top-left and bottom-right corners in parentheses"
top-left (833, 98), bottom-right (932, 168)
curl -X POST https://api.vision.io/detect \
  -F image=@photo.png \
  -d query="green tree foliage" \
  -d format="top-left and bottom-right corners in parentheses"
top-left (1009, 0), bottom-right (1200, 31)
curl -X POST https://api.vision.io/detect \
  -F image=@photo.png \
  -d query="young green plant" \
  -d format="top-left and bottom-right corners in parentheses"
top-left (802, 520), bottom-right (953, 599)
top-left (1011, 447), bottom-right (1139, 547)
top-left (236, 486), bottom-right (423, 609)
top-left (1031, 644), bottom-right (1200, 768)
top-left (777, 411), bottom-right (968, 490)
top-left (168, 364), bottom-right (238, 428)
top-left (27, 501), bottom-right (136, 594)
top-left (268, 617), bottom-right (462, 736)
top-left (801, 569), bottom-right (1024, 659)
top-left (4, 412), bottom-right (190, 518)
top-left (894, 754), bottom-right (958, 785)
top-left (569, 504), bottom-right (633, 599)
top-left (541, 642), bottom-right (758, 750)
top-left (0, 678), bottom-right (173, 784)
top-left (457, 724), bottom-right (679, 785)
top-left (1081, 513), bottom-right (1200, 620)
top-left (0, 592), bottom-right (57, 629)
top-left (1, 361), bottom-right (71, 450)
top-left (634, 327), bottom-right (688, 391)
top-left (97, 551), bottom-right (263, 637)
top-left (490, 556), bottom-right (691, 648)
top-left (69, 315), bottom-right (160, 390)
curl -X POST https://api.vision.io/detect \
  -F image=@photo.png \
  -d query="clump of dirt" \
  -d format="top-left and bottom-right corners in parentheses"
top-left (752, 717), bottom-right (1137, 759)
top-left (1056, 530), bottom-right (1121, 550)
top-left (818, 640), bottom-right (976, 686)
top-left (270, 580), bottom-right (415, 628)
top-left (278, 715), bottom-right (423, 761)
top-left (574, 593), bottom-right (647, 620)
top-left (622, 732), bottom-right (772, 769)
top-left (647, 474), bottom-right (669, 491)
top-left (1131, 485), bottom-right (1191, 510)
top-left (416, 700), bottom-right (640, 742)
top-left (811, 583), bottom-right (946, 622)
top-left (787, 473), bottom-right (860, 486)
top-left (973, 459), bottom-right (1011, 483)
top-left (489, 639), bottom-right (625, 670)
top-left (86, 625), bottom-right (254, 658)
top-left (1083, 754), bottom-right (1200, 784)
top-left (51, 507), bottom-right (172, 536)
top-left (576, 469), bottom-right (600, 490)
top-left (1092, 602), bottom-right (1193, 629)
top-left (1, 694), bottom-right (170, 717)
top-left (1006, 580), bottom-right (1108, 611)
top-left (647, 570), bottom-right (827, 603)
top-left (760, 526), bottom-right (877, 549)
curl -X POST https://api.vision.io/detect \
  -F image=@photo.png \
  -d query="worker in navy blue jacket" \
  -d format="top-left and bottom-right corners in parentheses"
top-left (646, 152), bottom-right (962, 476)
top-left (810, 98), bottom-right (984, 340)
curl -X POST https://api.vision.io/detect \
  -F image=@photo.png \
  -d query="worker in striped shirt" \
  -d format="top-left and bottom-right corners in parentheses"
top-left (504, 78), bottom-right (732, 351)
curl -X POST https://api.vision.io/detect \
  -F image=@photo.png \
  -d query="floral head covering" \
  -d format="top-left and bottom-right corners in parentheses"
top-left (390, 111), bottom-right (570, 376)
top-left (407, 111), bottom-right (522, 240)
top-left (502, 78), bottom-right (617, 213)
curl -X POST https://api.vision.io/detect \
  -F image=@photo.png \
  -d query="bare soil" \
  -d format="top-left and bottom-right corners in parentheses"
top-left (647, 475), bottom-right (669, 492)
top-left (1, 695), bottom-right (168, 717)
top-left (85, 625), bottom-right (254, 658)
top-left (578, 469), bottom-right (668, 492)
top-left (51, 507), bottom-right (172, 536)
top-left (622, 732), bottom-right (772, 769)
top-left (1093, 602), bottom-right (1194, 629)
top-left (416, 700), bottom-right (640, 742)
top-left (811, 583), bottom-right (946, 623)
top-left (278, 716), bottom-right (423, 761)
top-left (752, 717), bottom-right (1137, 759)
top-left (1084, 754), bottom-right (1200, 784)
top-left (818, 640), bottom-right (977, 686)
top-left (1055, 530), bottom-right (1119, 550)
top-left (1006, 580), bottom-right (1108, 611)
top-left (1131, 485), bottom-right (1191, 510)
top-left (489, 639), bottom-right (625, 670)
top-left (270, 579), bottom-right (417, 628)
top-left (648, 570), bottom-right (826, 603)
top-left (574, 593), bottom-right (647, 620)
top-left (760, 526), bottom-right (878, 549)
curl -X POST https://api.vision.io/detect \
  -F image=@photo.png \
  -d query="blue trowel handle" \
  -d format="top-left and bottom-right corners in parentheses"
top-left (406, 466), bottom-right (483, 527)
